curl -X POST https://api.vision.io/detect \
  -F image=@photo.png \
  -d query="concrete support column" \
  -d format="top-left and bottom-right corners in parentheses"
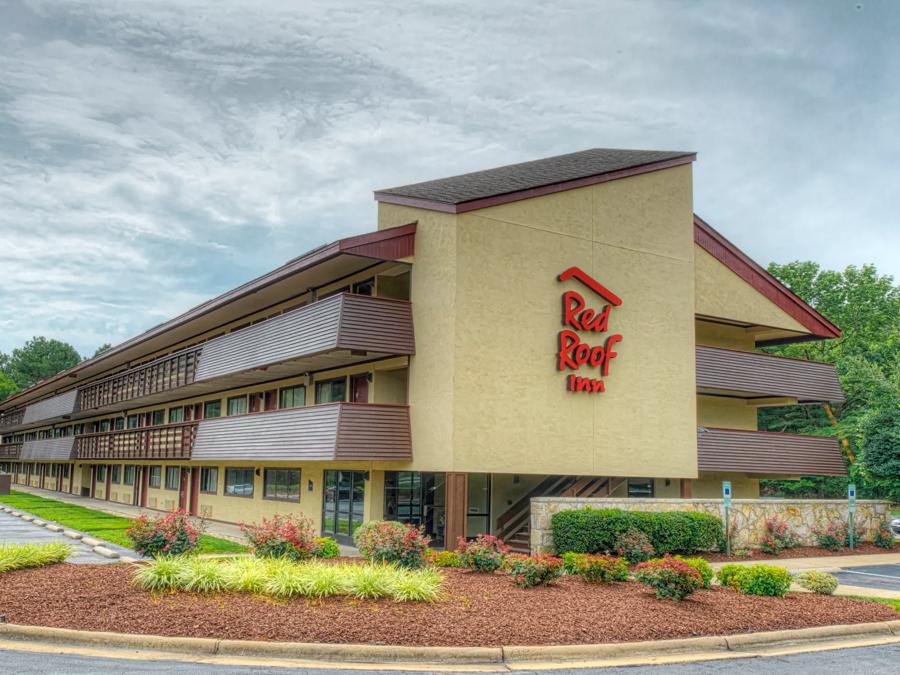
top-left (445, 472), bottom-right (468, 549)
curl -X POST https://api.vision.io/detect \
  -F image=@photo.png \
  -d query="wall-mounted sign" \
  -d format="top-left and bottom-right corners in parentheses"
top-left (557, 266), bottom-right (623, 394)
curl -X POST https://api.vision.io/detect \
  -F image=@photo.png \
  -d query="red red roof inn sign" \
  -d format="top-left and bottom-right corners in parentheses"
top-left (557, 267), bottom-right (623, 394)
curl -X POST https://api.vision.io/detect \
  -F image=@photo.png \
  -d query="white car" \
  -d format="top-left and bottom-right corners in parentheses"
top-left (891, 516), bottom-right (900, 537)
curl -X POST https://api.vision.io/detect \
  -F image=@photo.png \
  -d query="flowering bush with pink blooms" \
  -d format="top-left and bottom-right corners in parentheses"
top-left (457, 534), bottom-right (509, 573)
top-left (759, 517), bottom-right (799, 555)
top-left (127, 510), bottom-right (204, 557)
top-left (504, 553), bottom-right (564, 588)
top-left (353, 520), bottom-right (431, 568)
top-left (240, 514), bottom-right (319, 561)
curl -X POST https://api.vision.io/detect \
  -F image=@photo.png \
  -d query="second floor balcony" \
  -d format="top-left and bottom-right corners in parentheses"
top-left (697, 427), bottom-right (846, 476)
top-left (0, 442), bottom-right (22, 459)
top-left (74, 422), bottom-right (198, 461)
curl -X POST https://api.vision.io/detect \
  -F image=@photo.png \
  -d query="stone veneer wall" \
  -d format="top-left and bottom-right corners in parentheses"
top-left (530, 497), bottom-right (892, 553)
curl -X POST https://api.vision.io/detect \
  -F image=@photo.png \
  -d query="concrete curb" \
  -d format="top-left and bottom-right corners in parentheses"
top-left (0, 620), bottom-right (898, 667)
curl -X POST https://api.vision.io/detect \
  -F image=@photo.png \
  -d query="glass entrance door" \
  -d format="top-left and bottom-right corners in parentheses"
top-left (322, 470), bottom-right (366, 544)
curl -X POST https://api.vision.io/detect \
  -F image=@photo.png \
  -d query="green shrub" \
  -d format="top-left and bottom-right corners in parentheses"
top-left (314, 537), bottom-right (341, 558)
top-left (561, 552), bottom-right (586, 574)
top-left (614, 528), bottom-right (655, 563)
top-left (873, 522), bottom-right (895, 549)
top-left (816, 520), bottom-right (848, 551)
top-left (504, 553), bottom-right (564, 588)
top-left (574, 554), bottom-right (629, 582)
top-left (354, 521), bottom-right (430, 568)
top-left (127, 510), bottom-right (204, 557)
top-left (728, 564), bottom-right (792, 597)
top-left (429, 549), bottom-right (463, 568)
top-left (716, 563), bottom-right (747, 588)
top-left (551, 508), bottom-right (723, 556)
top-left (674, 556), bottom-right (713, 589)
top-left (0, 542), bottom-right (72, 573)
top-left (795, 571), bottom-right (839, 595)
top-left (634, 556), bottom-right (703, 601)
top-left (759, 518), bottom-right (799, 555)
top-left (457, 534), bottom-right (508, 573)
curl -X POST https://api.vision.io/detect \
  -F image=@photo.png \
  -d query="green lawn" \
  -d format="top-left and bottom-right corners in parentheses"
top-left (0, 491), bottom-right (245, 554)
top-left (846, 595), bottom-right (900, 612)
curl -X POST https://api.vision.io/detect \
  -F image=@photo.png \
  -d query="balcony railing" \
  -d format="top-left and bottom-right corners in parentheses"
top-left (191, 403), bottom-right (412, 462)
top-left (696, 345), bottom-right (845, 403)
top-left (0, 408), bottom-right (25, 431)
top-left (74, 422), bottom-right (198, 461)
top-left (697, 427), bottom-right (846, 476)
top-left (77, 347), bottom-right (202, 412)
top-left (0, 442), bottom-right (22, 459)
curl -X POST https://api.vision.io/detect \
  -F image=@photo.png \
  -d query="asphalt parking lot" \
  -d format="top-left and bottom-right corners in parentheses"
top-left (833, 563), bottom-right (900, 591)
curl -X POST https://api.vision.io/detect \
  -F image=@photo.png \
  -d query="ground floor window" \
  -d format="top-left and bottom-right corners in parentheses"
top-left (224, 468), bottom-right (254, 497)
top-left (466, 473), bottom-right (491, 538)
top-left (148, 466), bottom-right (161, 488)
top-left (111, 465), bottom-right (121, 484)
top-left (123, 465), bottom-right (135, 486)
top-left (627, 478), bottom-right (654, 498)
top-left (165, 466), bottom-right (180, 490)
top-left (263, 468), bottom-right (301, 502)
top-left (322, 470), bottom-right (365, 544)
top-left (384, 471), bottom-right (446, 547)
top-left (62, 464), bottom-right (70, 479)
top-left (200, 467), bottom-right (218, 494)
top-left (97, 464), bottom-right (107, 482)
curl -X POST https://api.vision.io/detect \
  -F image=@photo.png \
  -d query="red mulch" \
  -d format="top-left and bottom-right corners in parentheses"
top-left (703, 543), bottom-right (889, 563)
top-left (0, 564), bottom-right (895, 647)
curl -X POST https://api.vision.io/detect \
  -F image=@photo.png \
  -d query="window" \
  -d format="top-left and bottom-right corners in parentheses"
top-left (315, 378), bottom-right (346, 404)
top-left (263, 468), bottom-right (300, 502)
top-left (123, 465), bottom-right (135, 486)
top-left (97, 465), bottom-right (107, 482)
top-left (111, 465), bottom-right (121, 483)
top-left (203, 400), bottom-right (221, 419)
top-left (151, 410), bottom-right (165, 426)
top-left (200, 467), bottom-right (218, 494)
top-left (627, 478), bottom-right (654, 498)
top-left (278, 385), bottom-right (306, 409)
top-left (224, 468), bottom-right (254, 497)
top-left (148, 466), bottom-right (161, 489)
top-left (165, 466), bottom-right (180, 490)
top-left (168, 407), bottom-right (184, 424)
top-left (227, 396), bottom-right (247, 416)
top-left (352, 278), bottom-right (375, 296)
top-left (113, 417), bottom-right (125, 430)
top-left (126, 415), bottom-right (139, 429)
top-left (62, 464), bottom-right (70, 479)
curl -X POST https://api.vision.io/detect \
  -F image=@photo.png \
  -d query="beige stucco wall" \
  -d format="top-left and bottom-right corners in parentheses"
top-left (696, 395), bottom-right (757, 430)
top-left (379, 165), bottom-right (698, 478)
top-left (530, 497), bottom-right (892, 552)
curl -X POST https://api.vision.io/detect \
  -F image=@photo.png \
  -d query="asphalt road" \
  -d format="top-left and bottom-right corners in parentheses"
top-left (833, 563), bottom-right (900, 592)
top-left (1, 643), bottom-right (899, 675)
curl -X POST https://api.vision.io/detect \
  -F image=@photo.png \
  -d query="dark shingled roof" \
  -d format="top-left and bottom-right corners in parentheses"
top-left (375, 148), bottom-right (695, 210)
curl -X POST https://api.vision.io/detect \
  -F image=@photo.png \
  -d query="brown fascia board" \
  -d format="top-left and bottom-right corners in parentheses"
top-left (373, 155), bottom-right (697, 214)
top-left (693, 215), bottom-right (841, 343)
top-left (0, 223), bottom-right (417, 412)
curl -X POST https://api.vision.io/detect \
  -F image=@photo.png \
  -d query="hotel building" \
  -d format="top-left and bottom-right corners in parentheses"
top-left (0, 149), bottom-right (847, 551)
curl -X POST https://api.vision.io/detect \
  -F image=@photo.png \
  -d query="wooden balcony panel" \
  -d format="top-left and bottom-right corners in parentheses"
top-left (21, 390), bottom-right (79, 426)
top-left (0, 443), bottom-right (22, 459)
top-left (697, 427), bottom-right (846, 476)
top-left (191, 403), bottom-right (412, 462)
top-left (73, 422), bottom-right (197, 461)
top-left (696, 345), bottom-right (845, 403)
top-left (20, 437), bottom-right (76, 462)
top-left (0, 409), bottom-right (25, 430)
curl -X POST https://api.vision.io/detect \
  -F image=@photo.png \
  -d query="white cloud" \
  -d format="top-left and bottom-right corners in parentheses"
top-left (0, 0), bottom-right (897, 355)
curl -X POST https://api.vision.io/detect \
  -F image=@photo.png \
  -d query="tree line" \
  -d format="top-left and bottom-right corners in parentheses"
top-left (0, 339), bottom-right (111, 400)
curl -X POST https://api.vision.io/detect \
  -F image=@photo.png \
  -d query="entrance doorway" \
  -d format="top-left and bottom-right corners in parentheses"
top-left (322, 470), bottom-right (366, 545)
top-left (384, 472), bottom-right (446, 547)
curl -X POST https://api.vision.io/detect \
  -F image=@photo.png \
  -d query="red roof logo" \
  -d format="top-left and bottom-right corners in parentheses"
top-left (558, 266), bottom-right (622, 306)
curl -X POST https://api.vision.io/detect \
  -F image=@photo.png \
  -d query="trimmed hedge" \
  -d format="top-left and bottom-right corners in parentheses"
top-left (552, 508), bottom-right (723, 555)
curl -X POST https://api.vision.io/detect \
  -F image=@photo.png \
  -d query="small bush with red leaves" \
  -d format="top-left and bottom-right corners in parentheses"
top-left (354, 521), bottom-right (431, 569)
top-left (240, 514), bottom-right (318, 561)
top-left (634, 555), bottom-right (703, 601)
top-left (457, 534), bottom-right (509, 573)
top-left (128, 510), bottom-right (204, 557)
top-left (574, 554), bottom-right (629, 582)
top-left (614, 528), bottom-right (655, 564)
top-left (759, 517), bottom-right (799, 555)
top-left (873, 521), bottom-right (895, 549)
top-left (504, 553), bottom-right (564, 588)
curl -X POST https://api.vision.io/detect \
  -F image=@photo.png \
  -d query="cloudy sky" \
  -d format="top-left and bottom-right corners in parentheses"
top-left (1, 0), bottom-right (897, 356)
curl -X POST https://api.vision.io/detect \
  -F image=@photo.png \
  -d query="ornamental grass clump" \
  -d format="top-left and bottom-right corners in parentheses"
top-left (354, 521), bottom-right (431, 568)
top-left (504, 553), bottom-right (564, 588)
top-left (759, 517), bottom-right (799, 555)
top-left (719, 563), bottom-right (792, 597)
top-left (795, 570), bottom-right (839, 595)
top-left (132, 556), bottom-right (188, 591)
top-left (127, 510), bottom-right (204, 557)
top-left (457, 534), bottom-right (508, 573)
top-left (573, 553), bottom-right (629, 583)
top-left (176, 557), bottom-right (229, 594)
top-left (240, 514), bottom-right (318, 561)
top-left (0, 542), bottom-right (72, 573)
top-left (633, 556), bottom-right (703, 601)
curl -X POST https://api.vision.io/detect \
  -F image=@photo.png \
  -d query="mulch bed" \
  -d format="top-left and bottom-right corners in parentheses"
top-left (703, 543), bottom-right (890, 563)
top-left (0, 564), bottom-right (895, 647)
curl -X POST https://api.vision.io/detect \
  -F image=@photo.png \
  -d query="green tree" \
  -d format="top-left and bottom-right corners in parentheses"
top-left (857, 405), bottom-right (900, 502)
top-left (0, 372), bottom-right (17, 401)
top-left (5, 337), bottom-right (82, 390)
top-left (91, 343), bottom-right (112, 358)
top-left (759, 262), bottom-right (900, 499)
